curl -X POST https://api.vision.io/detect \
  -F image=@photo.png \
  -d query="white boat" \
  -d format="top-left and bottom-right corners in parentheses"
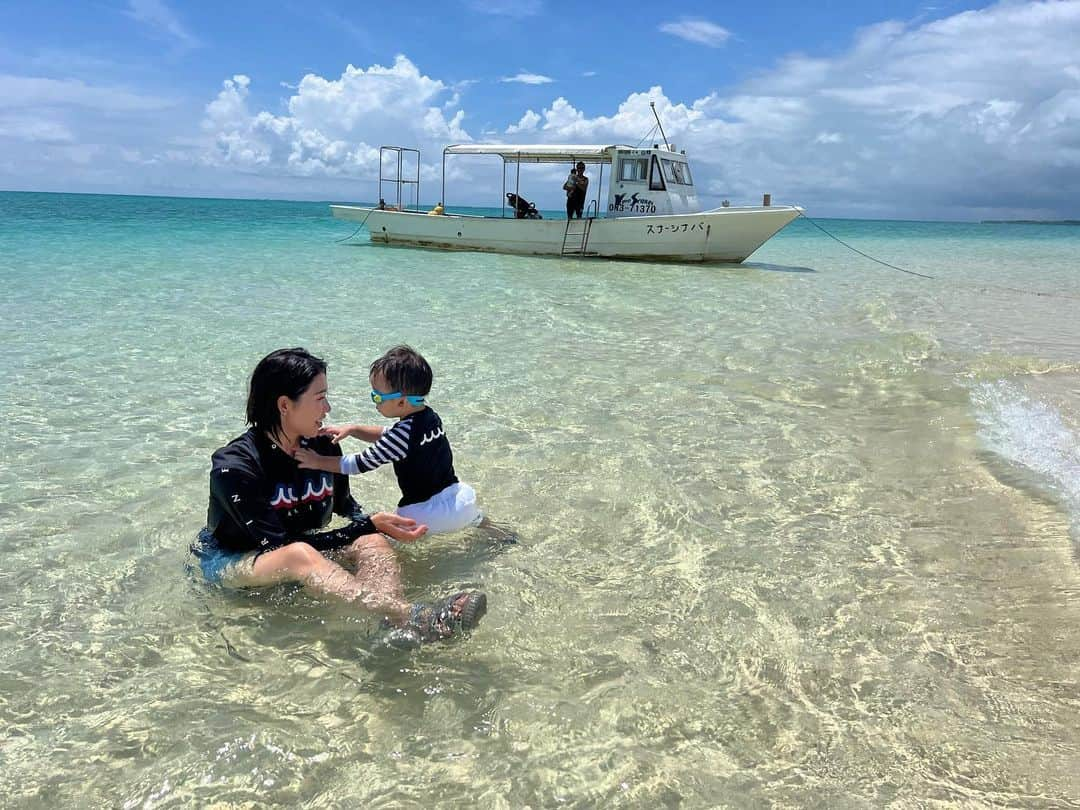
top-left (331, 143), bottom-right (802, 263)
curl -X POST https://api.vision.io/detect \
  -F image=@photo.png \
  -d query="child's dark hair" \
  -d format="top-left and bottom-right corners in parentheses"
top-left (370, 345), bottom-right (432, 396)
top-left (246, 347), bottom-right (327, 433)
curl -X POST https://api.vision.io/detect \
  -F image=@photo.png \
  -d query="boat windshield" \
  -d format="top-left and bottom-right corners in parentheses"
top-left (661, 159), bottom-right (693, 186)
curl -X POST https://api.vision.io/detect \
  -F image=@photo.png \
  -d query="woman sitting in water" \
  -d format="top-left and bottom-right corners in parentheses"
top-left (191, 347), bottom-right (486, 644)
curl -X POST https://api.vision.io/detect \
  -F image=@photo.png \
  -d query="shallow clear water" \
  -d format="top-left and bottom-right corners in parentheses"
top-left (2, 191), bottom-right (1080, 806)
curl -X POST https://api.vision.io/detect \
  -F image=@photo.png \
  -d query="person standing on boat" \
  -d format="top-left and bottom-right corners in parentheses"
top-left (564, 161), bottom-right (588, 219)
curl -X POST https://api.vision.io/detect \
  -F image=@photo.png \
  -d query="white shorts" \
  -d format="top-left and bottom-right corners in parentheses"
top-left (396, 482), bottom-right (483, 535)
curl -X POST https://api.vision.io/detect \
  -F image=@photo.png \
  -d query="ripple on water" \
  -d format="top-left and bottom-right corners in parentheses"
top-left (2, 196), bottom-right (1080, 804)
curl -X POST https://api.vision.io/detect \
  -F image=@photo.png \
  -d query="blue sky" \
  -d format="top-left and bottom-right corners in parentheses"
top-left (2, 0), bottom-right (1079, 219)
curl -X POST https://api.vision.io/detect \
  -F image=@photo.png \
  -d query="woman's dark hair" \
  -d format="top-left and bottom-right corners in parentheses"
top-left (369, 345), bottom-right (432, 396)
top-left (246, 347), bottom-right (327, 433)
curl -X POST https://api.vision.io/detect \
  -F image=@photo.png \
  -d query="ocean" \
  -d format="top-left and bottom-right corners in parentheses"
top-left (2, 190), bottom-right (1079, 806)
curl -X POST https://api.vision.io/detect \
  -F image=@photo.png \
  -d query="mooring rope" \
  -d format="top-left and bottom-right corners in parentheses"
top-left (799, 213), bottom-right (935, 279)
top-left (799, 212), bottom-right (1080, 301)
top-left (334, 207), bottom-right (375, 243)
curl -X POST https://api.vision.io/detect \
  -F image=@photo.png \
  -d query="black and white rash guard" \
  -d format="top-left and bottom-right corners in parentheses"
top-left (340, 407), bottom-right (459, 507)
top-left (206, 428), bottom-right (375, 554)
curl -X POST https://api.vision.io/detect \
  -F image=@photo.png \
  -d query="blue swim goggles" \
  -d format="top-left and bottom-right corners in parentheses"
top-left (371, 389), bottom-right (426, 406)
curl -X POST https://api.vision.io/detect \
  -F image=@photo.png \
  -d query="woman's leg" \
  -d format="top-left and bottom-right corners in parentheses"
top-left (337, 533), bottom-right (486, 638)
top-left (240, 541), bottom-right (412, 623)
top-left (227, 539), bottom-right (482, 638)
top-left (339, 533), bottom-right (406, 601)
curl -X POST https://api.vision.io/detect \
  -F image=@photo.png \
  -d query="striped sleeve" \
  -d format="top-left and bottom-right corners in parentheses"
top-left (339, 420), bottom-right (412, 475)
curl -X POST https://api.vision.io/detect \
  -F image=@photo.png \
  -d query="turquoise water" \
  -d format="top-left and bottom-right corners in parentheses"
top-left (2, 190), bottom-right (1080, 806)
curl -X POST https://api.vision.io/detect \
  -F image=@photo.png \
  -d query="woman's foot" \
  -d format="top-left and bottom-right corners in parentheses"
top-left (408, 591), bottom-right (487, 643)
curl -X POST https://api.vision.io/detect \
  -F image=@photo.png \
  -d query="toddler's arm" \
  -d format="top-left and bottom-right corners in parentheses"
top-left (294, 446), bottom-right (341, 474)
top-left (321, 424), bottom-right (386, 444)
top-left (340, 420), bottom-right (411, 475)
top-left (347, 424), bottom-right (386, 443)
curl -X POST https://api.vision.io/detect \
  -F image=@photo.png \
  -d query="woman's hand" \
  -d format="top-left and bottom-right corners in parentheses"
top-left (319, 424), bottom-right (353, 444)
top-left (371, 512), bottom-right (428, 542)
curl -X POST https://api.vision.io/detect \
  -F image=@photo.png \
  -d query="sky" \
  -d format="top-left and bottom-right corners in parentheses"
top-left (1, 0), bottom-right (1079, 220)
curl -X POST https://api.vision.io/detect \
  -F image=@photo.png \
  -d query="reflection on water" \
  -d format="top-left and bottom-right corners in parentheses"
top-left (1, 194), bottom-right (1080, 805)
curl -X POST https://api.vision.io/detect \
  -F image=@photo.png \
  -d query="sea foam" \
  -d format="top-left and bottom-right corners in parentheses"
top-left (971, 380), bottom-right (1080, 535)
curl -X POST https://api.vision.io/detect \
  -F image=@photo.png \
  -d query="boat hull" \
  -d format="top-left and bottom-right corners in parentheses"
top-left (330, 205), bottom-right (802, 263)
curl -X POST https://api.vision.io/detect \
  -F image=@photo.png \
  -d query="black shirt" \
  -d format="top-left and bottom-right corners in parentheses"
top-left (206, 428), bottom-right (375, 554)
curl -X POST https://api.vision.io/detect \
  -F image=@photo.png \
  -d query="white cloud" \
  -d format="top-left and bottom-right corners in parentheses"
top-left (7, 1), bottom-right (1080, 218)
top-left (506, 109), bottom-right (541, 134)
top-left (203, 75), bottom-right (251, 132)
top-left (519, 1), bottom-right (1080, 219)
top-left (501, 72), bottom-right (554, 85)
top-left (0, 115), bottom-right (75, 143)
top-left (200, 56), bottom-right (469, 180)
top-left (0, 74), bottom-right (172, 113)
top-left (659, 18), bottom-right (731, 48)
top-left (125, 0), bottom-right (199, 49)
top-left (0, 72), bottom-right (178, 178)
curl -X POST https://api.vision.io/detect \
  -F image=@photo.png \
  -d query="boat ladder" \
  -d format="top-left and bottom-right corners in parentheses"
top-left (561, 217), bottom-right (594, 256)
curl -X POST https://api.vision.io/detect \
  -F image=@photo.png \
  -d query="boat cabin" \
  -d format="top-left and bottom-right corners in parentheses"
top-left (607, 146), bottom-right (700, 217)
top-left (438, 143), bottom-right (702, 219)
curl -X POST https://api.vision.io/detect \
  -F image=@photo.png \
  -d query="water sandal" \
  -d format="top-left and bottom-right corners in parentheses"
top-left (408, 591), bottom-right (487, 643)
top-left (375, 624), bottom-right (423, 650)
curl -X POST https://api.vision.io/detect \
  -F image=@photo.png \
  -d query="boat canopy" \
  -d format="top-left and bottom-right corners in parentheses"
top-left (443, 144), bottom-right (631, 164)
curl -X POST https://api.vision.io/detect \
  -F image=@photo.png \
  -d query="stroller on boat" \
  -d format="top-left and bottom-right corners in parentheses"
top-left (506, 192), bottom-right (542, 219)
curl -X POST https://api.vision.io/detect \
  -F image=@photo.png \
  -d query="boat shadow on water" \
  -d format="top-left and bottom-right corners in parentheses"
top-left (339, 238), bottom-right (817, 274)
top-left (741, 261), bottom-right (817, 273)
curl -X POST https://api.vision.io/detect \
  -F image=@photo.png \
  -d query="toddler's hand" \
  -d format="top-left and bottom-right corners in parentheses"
top-left (318, 424), bottom-right (351, 444)
top-left (294, 446), bottom-right (332, 471)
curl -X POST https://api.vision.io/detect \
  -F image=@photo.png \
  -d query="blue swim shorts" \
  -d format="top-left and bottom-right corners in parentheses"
top-left (191, 528), bottom-right (259, 586)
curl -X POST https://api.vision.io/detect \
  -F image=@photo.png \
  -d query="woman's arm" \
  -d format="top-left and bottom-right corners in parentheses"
top-left (331, 467), bottom-right (426, 542)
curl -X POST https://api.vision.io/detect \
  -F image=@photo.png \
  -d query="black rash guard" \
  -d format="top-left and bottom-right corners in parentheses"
top-left (340, 407), bottom-right (459, 506)
top-left (205, 428), bottom-right (376, 554)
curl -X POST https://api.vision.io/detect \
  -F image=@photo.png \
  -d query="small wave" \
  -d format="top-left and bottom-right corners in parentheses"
top-left (971, 381), bottom-right (1080, 533)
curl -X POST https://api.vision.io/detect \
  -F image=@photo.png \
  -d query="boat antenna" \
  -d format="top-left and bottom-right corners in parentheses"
top-left (650, 102), bottom-right (670, 151)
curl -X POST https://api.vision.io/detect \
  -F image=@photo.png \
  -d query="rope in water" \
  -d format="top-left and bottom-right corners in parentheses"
top-left (799, 212), bottom-right (1080, 301)
top-left (799, 213), bottom-right (935, 279)
top-left (334, 207), bottom-right (375, 243)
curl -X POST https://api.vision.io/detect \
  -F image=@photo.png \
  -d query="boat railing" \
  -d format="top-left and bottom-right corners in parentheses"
top-left (379, 146), bottom-right (420, 211)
